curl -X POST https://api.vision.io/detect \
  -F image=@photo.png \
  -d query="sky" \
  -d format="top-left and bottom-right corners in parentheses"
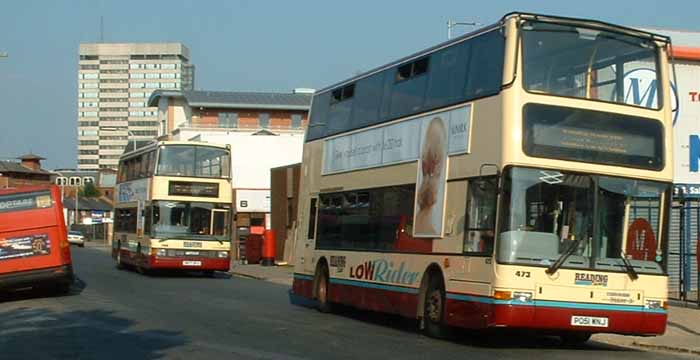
top-left (0, 0), bottom-right (697, 169)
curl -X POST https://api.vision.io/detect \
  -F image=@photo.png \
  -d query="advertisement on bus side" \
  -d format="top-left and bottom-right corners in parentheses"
top-left (0, 234), bottom-right (51, 261)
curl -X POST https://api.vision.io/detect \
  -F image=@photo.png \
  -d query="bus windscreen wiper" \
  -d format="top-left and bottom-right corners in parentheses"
top-left (619, 252), bottom-right (639, 280)
top-left (545, 237), bottom-right (584, 275)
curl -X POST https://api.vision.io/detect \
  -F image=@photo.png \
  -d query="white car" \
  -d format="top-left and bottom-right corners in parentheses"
top-left (67, 231), bottom-right (85, 247)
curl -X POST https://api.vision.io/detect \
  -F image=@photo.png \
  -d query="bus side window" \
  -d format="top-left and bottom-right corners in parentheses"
top-left (465, 177), bottom-right (497, 254)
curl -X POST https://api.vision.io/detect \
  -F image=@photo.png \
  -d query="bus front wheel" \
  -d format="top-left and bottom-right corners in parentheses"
top-left (115, 241), bottom-right (125, 270)
top-left (315, 264), bottom-right (332, 313)
top-left (423, 275), bottom-right (449, 338)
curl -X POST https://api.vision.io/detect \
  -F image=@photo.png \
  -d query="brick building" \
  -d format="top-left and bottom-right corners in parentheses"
top-left (0, 154), bottom-right (52, 188)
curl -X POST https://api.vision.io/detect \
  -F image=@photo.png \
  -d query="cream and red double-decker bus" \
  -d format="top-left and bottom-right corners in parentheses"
top-left (292, 12), bottom-right (674, 343)
top-left (112, 141), bottom-right (233, 276)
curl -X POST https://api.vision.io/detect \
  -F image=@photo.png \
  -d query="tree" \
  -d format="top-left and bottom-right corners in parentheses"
top-left (79, 182), bottom-right (101, 198)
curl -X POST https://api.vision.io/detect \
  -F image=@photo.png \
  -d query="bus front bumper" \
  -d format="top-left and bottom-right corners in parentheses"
top-left (489, 302), bottom-right (667, 335)
top-left (149, 256), bottom-right (230, 271)
top-left (0, 264), bottom-right (74, 291)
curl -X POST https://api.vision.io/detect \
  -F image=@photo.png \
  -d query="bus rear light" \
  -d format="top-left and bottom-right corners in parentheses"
top-left (494, 290), bottom-right (512, 300)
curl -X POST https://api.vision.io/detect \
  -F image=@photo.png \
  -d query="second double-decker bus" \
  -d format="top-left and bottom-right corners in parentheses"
top-left (292, 12), bottom-right (674, 343)
top-left (112, 141), bottom-right (233, 275)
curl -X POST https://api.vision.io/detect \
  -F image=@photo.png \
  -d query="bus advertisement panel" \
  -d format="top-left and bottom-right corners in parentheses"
top-left (0, 185), bottom-right (74, 293)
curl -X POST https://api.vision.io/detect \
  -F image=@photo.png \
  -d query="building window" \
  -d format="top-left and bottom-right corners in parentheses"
top-left (129, 102), bottom-right (146, 107)
top-left (145, 82), bottom-right (160, 89)
top-left (161, 73), bottom-right (176, 79)
top-left (291, 114), bottom-right (303, 129)
top-left (130, 73), bottom-right (145, 79)
top-left (145, 73), bottom-right (160, 79)
top-left (161, 64), bottom-right (176, 70)
top-left (129, 83), bottom-right (146, 89)
top-left (218, 112), bottom-right (238, 128)
top-left (83, 73), bottom-right (99, 80)
top-left (259, 113), bottom-right (270, 128)
top-left (161, 82), bottom-right (175, 89)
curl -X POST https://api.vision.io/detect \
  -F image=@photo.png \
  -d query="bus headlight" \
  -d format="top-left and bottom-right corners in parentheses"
top-left (513, 291), bottom-right (533, 303)
top-left (645, 299), bottom-right (665, 310)
top-left (217, 251), bottom-right (229, 258)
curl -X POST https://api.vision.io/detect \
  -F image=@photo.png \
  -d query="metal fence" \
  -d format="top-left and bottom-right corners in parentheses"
top-left (669, 200), bottom-right (700, 304)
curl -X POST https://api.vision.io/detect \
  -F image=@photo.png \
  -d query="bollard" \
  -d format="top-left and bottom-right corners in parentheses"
top-left (261, 229), bottom-right (277, 266)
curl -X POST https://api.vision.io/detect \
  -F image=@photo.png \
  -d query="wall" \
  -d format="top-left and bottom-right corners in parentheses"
top-left (674, 60), bottom-right (700, 191)
top-left (270, 163), bottom-right (301, 261)
top-left (175, 129), bottom-right (305, 190)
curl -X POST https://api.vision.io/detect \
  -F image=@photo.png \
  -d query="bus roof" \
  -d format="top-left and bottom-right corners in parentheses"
top-left (120, 140), bottom-right (230, 160)
top-left (314, 12), bottom-right (672, 96)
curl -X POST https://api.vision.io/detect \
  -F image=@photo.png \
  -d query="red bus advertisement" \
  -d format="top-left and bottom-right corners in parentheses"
top-left (0, 185), bottom-right (74, 293)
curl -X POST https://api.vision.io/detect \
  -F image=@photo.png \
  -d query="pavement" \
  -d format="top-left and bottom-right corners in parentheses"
top-left (229, 262), bottom-right (294, 286)
top-left (594, 304), bottom-right (700, 356)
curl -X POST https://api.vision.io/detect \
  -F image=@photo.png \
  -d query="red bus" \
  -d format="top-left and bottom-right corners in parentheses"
top-left (0, 185), bottom-right (74, 293)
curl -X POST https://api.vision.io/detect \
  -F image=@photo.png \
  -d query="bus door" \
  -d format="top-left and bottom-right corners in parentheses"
top-left (302, 197), bottom-right (319, 273)
top-left (211, 208), bottom-right (230, 237)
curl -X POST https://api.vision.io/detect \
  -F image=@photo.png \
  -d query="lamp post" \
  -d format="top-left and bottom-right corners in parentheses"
top-left (447, 20), bottom-right (482, 40)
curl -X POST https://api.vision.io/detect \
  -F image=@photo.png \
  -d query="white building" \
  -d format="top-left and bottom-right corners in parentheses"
top-left (78, 43), bottom-right (195, 170)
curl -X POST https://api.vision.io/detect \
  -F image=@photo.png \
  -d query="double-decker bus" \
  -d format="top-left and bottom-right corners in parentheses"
top-left (292, 12), bottom-right (674, 343)
top-left (112, 141), bottom-right (233, 275)
top-left (0, 185), bottom-right (73, 293)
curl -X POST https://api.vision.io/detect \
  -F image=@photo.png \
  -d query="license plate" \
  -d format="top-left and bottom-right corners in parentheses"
top-left (571, 316), bottom-right (608, 327)
top-left (182, 260), bottom-right (202, 266)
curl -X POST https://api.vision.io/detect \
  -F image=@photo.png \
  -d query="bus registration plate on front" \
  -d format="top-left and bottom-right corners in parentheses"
top-left (571, 316), bottom-right (608, 327)
top-left (183, 260), bottom-right (202, 266)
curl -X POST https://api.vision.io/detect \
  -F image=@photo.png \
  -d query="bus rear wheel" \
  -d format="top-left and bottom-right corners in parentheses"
top-left (423, 275), bottom-right (449, 338)
top-left (316, 264), bottom-right (332, 313)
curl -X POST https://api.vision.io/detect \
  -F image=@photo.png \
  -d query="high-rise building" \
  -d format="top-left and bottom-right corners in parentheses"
top-left (77, 43), bottom-right (195, 170)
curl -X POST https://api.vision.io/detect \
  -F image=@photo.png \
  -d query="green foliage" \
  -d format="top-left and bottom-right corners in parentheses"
top-left (79, 182), bottom-right (101, 198)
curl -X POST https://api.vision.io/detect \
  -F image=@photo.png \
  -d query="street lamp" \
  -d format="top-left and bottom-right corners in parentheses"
top-left (447, 20), bottom-right (482, 40)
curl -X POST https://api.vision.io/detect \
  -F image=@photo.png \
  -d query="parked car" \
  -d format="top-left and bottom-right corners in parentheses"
top-left (67, 231), bottom-right (85, 247)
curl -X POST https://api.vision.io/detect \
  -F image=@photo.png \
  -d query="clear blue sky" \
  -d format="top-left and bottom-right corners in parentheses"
top-left (0, 0), bottom-right (697, 169)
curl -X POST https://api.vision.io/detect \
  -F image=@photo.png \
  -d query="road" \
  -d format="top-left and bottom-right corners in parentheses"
top-left (0, 246), bottom-right (691, 360)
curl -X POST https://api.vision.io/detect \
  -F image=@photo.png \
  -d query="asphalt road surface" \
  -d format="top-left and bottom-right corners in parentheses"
top-left (0, 246), bottom-right (691, 359)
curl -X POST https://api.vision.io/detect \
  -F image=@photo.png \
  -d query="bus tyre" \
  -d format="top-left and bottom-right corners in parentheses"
top-left (424, 275), bottom-right (449, 339)
top-left (54, 281), bottom-right (72, 295)
top-left (135, 244), bottom-right (148, 275)
top-left (115, 241), bottom-right (125, 270)
top-left (316, 265), bottom-right (332, 313)
top-left (560, 332), bottom-right (592, 346)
